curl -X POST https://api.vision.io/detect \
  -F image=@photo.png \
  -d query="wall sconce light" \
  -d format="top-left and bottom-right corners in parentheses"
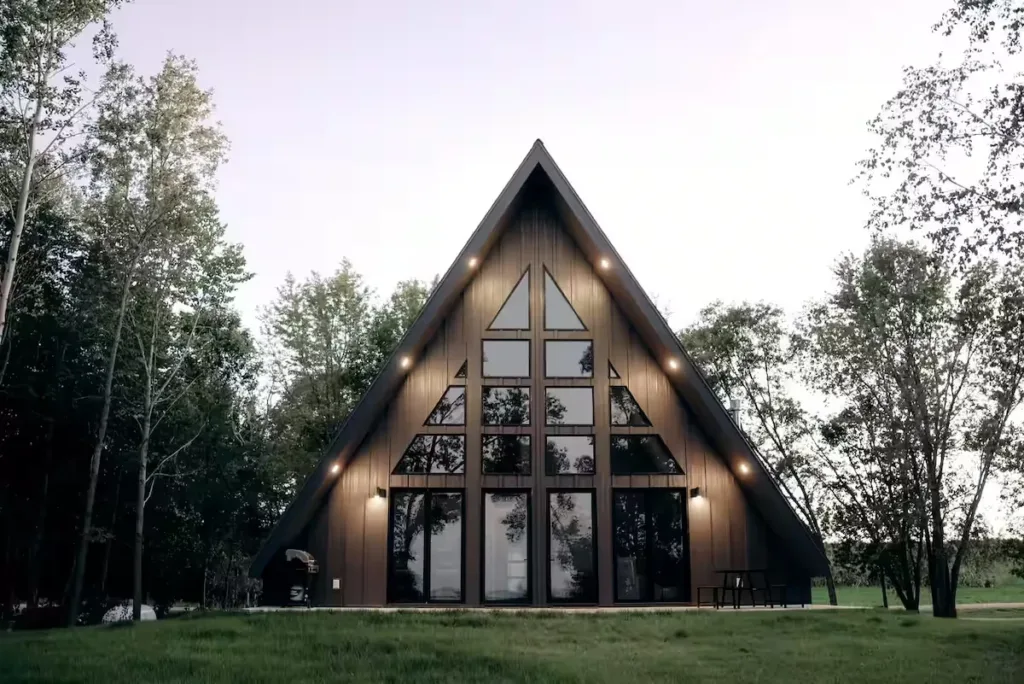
top-left (689, 487), bottom-right (703, 500)
top-left (375, 486), bottom-right (387, 500)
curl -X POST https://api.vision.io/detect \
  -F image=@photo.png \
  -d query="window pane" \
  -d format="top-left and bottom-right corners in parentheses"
top-left (482, 340), bottom-right (530, 377)
top-left (545, 436), bottom-right (595, 475)
top-left (610, 436), bottom-right (681, 474)
top-left (389, 492), bottom-right (426, 602)
top-left (484, 493), bottom-right (530, 602)
top-left (544, 270), bottom-right (585, 330)
top-left (649, 491), bottom-right (687, 602)
top-left (429, 493), bottom-right (463, 601)
top-left (545, 340), bottom-right (593, 378)
top-left (425, 387), bottom-right (466, 425)
top-left (482, 387), bottom-right (531, 425)
top-left (549, 492), bottom-right (596, 602)
top-left (546, 387), bottom-right (594, 425)
top-left (489, 269), bottom-right (530, 330)
top-left (610, 386), bottom-right (651, 426)
top-left (613, 491), bottom-right (647, 602)
top-left (482, 435), bottom-right (531, 474)
top-left (393, 435), bottom-right (466, 474)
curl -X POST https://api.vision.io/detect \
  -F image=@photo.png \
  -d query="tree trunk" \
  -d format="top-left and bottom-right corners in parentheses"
top-left (201, 557), bottom-right (208, 611)
top-left (67, 274), bottom-right (134, 627)
top-left (880, 567), bottom-right (889, 609)
top-left (0, 96), bottom-right (43, 344)
top-left (99, 476), bottom-right (121, 596)
top-left (221, 555), bottom-right (234, 609)
top-left (26, 418), bottom-right (54, 609)
top-left (133, 406), bottom-right (151, 622)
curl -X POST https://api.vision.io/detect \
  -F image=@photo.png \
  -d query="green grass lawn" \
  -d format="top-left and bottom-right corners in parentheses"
top-left (811, 583), bottom-right (1024, 607)
top-left (2, 610), bottom-right (1023, 683)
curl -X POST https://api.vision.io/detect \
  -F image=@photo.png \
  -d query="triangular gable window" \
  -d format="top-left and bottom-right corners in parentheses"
top-left (544, 269), bottom-right (586, 330)
top-left (454, 360), bottom-right (467, 379)
top-left (393, 434), bottom-right (466, 474)
top-left (488, 268), bottom-right (530, 330)
top-left (425, 386), bottom-right (466, 425)
top-left (609, 361), bottom-right (620, 379)
top-left (610, 385), bottom-right (651, 426)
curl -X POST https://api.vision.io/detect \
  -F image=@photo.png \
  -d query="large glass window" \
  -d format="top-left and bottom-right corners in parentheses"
top-left (544, 270), bottom-right (586, 330)
top-left (482, 435), bottom-right (531, 474)
top-left (482, 340), bottom-right (530, 377)
top-left (482, 387), bottom-right (531, 425)
top-left (388, 490), bottom-right (464, 603)
top-left (545, 340), bottom-right (593, 378)
top-left (546, 387), bottom-right (594, 426)
top-left (488, 269), bottom-right (530, 330)
top-left (483, 492), bottom-right (530, 602)
top-left (393, 435), bottom-right (466, 474)
top-left (425, 387), bottom-right (466, 425)
top-left (545, 436), bottom-right (595, 475)
top-left (610, 435), bottom-right (681, 474)
top-left (610, 386), bottom-right (651, 426)
top-left (548, 492), bottom-right (597, 603)
top-left (613, 490), bottom-right (688, 602)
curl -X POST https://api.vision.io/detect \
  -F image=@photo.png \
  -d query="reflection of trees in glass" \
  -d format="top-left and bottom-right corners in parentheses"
top-left (613, 491), bottom-right (647, 601)
top-left (579, 344), bottom-right (593, 375)
top-left (394, 435), bottom-right (466, 474)
top-left (390, 491), bottom-right (426, 601)
top-left (482, 387), bottom-right (530, 425)
top-left (389, 491), bottom-right (464, 602)
top-left (610, 436), bottom-right (681, 474)
top-left (482, 435), bottom-right (531, 474)
top-left (429, 493), bottom-right (464, 601)
top-left (545, 340), bottom-right (593, 377)
top-left (610, 386), bottom-right (651, 426)
top-left (426, 387), bottom-right (465, 425)
top-left (549, 492), bottom-right (596, 601)
top-left (612, 490), bottom-right (687, 602)
top-left (492, 493), bottom-right (528, 544)
top-left (545, 388), bottom-right (593, 425)
top-left (545, 436), bottom-right (595, 474)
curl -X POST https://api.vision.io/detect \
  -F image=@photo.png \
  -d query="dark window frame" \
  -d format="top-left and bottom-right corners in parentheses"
top-left (547, 489), bottom-right (599, 604)
top-left (610, 434), bottom-right (683, 475)
top-left (487, 266), bottom-right (531, 331)
top-left (543, 266), bottom-right (588, 331)
top-left (544, 339), bottom-right (594, 379)
top-left (481, 489), bottom-right (533, 605)
top-left (611, 488), bottom-right (691, 604)
top-left (392, 434), bottom-right (467, 475)
top-left (545, 435), bottom-right (596, 475)
top-left (481, 386), bottom-right (532, 426)
top-left (424, 386), bottom-right (467, 426)
top-left (386, 489), bottom-right (466, 605)
top-left (545, 386), bottom-right (595, 426)
top-left (482, 434), bottom-right (532, 475)
top-left (481, 339), bottom-right (532, 379)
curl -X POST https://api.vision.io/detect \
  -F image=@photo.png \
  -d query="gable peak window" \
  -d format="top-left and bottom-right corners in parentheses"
top-left (488, 268), bottom-right (530, 330)
top-left (544, 269), bottom-right (586, 330)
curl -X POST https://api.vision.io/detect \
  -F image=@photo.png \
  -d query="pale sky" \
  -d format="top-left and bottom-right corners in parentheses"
top-left (102, 0), bottom-right (951, 331)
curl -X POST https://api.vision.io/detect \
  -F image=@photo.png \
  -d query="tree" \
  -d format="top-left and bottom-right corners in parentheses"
top-left (680, 302), bottom-right (839, 606)
top-left (0, 0), bottom-right (122, 344)
top-left (860, 0), bottom-right (1024, 264)
top-left (801, 238), bottom-right (1024, 617)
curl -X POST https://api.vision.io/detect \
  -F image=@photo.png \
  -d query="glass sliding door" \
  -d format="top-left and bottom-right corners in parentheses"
top-left (548, 491), bottom-right (597, 603)
top-left (483, 492), bottom-right (531, 603)
top-left (612, 490), bottom-right (689, 603)
top-left (388, 490), bottom-right (464, 603)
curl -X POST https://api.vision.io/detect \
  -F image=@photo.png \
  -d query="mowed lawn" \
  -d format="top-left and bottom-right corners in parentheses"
top-left (811, 583), bottom-right (1024, 607)
top-left (2, 610), bottom-right (1023, 684)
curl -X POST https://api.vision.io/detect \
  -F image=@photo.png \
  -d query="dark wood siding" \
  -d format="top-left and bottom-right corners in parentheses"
top-left (307, 195), bottom-right (792, 606)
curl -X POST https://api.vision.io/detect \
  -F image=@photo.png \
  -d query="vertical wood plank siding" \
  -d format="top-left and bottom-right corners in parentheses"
top-left (305, 194), bottom-right (790, 606)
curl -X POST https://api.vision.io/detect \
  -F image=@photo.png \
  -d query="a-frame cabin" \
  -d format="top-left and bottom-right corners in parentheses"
top-left (250, 140), bottom-right (828, 607)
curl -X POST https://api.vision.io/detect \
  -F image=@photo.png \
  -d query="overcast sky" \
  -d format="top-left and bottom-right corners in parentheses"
top-left (100, 0), bottom-right (951, 331)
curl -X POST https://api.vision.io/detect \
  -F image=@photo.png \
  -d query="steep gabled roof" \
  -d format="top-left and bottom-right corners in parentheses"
top-left (250, 140), bottom-right (829, 577)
